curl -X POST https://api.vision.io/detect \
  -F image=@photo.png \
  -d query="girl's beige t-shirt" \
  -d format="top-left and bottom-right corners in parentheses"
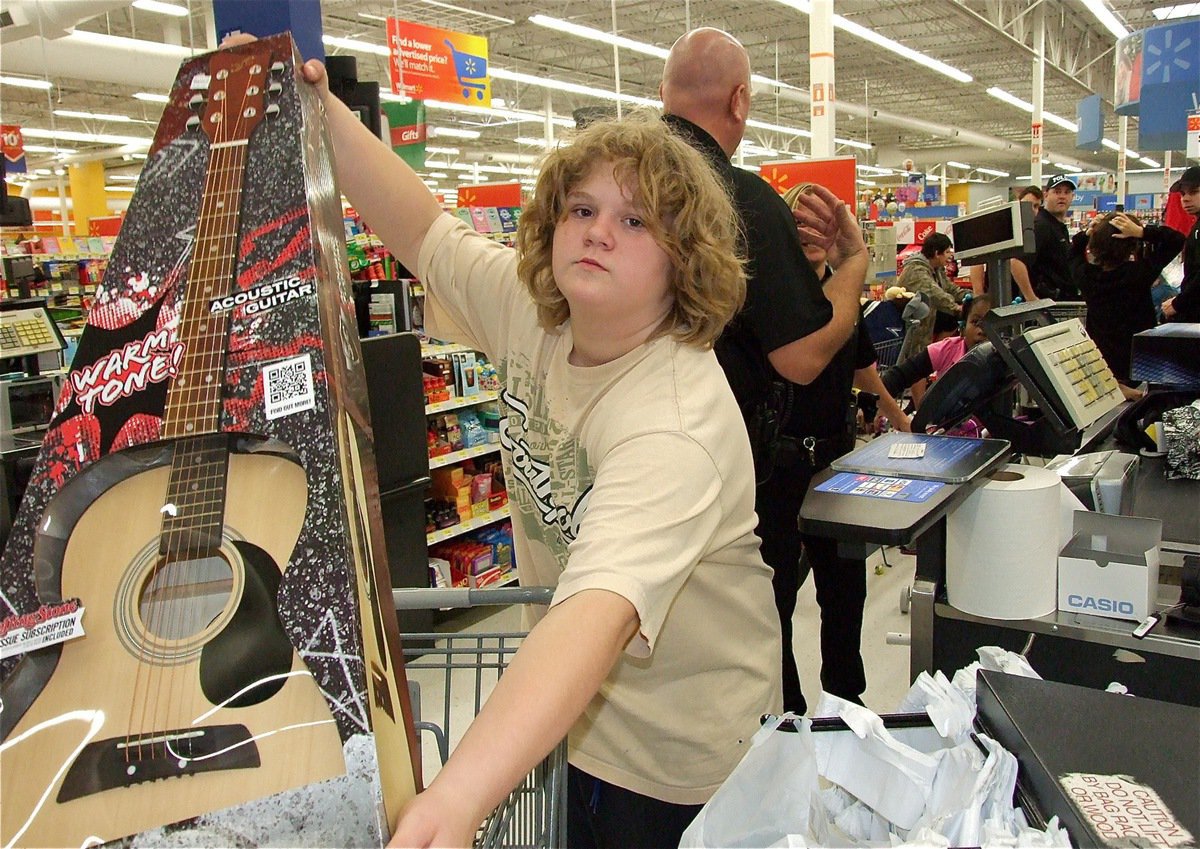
top-left (419, 214), bottom-right (782, 804)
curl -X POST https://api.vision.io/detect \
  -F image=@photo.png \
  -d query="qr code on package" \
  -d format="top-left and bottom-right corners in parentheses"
top-left (263, 354), bottom-right (316, 421)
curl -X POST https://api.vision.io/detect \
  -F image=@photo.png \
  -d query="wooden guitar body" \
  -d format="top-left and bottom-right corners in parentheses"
top-left (1, 437), bottom-right (343, 848)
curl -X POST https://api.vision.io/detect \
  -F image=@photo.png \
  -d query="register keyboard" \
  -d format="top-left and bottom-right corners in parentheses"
top-left (1010, 318), bottom-right (1123, 431)
top-left (0, 307), bottom-right (65, 360)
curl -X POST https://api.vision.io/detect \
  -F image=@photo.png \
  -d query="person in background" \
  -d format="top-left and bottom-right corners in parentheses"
top-left (659, 27), bottom-right (870, 716)
top-left (1161, 165), bottom-right (1200, 323)
top-left (1071, 211), bottom-right (1184, 398)
top-left (896, 232), bottom-right (965, 365)
top-left (1018, 185), bottom-right (1044, 216)
top-left (1011, 174), bottom-right (1079, 302)
top-left (255, 38), bottom-right (789, 849)
top-left (881, 295), bottom-right (993, 423)
top-left (778, 182), bottom-right (908, 709)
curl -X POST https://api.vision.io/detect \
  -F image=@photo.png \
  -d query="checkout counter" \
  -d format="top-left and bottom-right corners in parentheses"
top-left (800, 295), bottom-right (1200, 707)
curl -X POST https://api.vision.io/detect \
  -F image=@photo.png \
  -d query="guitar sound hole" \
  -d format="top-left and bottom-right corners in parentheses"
top-left (139, 556), bottom-right (234, 640)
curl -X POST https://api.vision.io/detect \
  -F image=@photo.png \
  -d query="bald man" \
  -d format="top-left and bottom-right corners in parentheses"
top-left (662, 28), bottom-right (872, 715)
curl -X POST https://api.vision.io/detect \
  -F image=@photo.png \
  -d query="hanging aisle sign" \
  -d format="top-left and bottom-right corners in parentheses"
top-left (386, 19), bottom-right (491, 107)
top-left (2, 125), bottom-right (27, 176)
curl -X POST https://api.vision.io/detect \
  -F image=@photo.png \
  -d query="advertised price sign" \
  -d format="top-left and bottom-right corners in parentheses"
top-left (2, 124), bottom-right (26, 175)
top-left (387, 19), bottom-right (491, 107)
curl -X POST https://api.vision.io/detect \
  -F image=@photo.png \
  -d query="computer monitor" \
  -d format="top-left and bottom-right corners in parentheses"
top-left (951, 200), bottom-right (1036, 264)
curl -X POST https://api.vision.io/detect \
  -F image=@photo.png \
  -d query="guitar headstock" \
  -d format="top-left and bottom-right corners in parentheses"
top-left (195, 47), bottom-right (277, 145)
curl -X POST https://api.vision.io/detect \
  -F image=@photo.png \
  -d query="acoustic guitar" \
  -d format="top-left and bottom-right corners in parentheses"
top-left (0, 45), bottom-right (345, 848)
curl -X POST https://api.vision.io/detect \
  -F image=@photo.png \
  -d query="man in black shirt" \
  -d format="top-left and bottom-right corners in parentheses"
top-left (661, 28), bottom-right (870, 713)
top-left (1011, 174), bottom-right (1079, 301)
top-left (1162, 165), bottom-right (1200, 323)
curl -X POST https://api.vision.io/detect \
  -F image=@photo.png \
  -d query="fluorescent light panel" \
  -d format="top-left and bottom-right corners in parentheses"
top-left (985, 88), bottom-right (1077, 132)
top-left (1152, 3), bottom-right (1200, 19)
top-left (1079, 0), bottom-right (1130, 38)
top-left (0, 75), bottom-right (53, 90)
top-left (21, 127), bottom-right (151, 147)
top-left (772, 0), bottom-right (973, 83)
top-left (132, 0), bottom-right (189, 17)
top-left (1052, 162), bottom-right (1083, 172)
top-left (23, 144), bottom-right (76, 154)
top-left (65, 30), bottom-right (192, 58)
top-left (975, 166), bottom-right (1010, 177)
top-left (134, 92), bottom-right (171, 103)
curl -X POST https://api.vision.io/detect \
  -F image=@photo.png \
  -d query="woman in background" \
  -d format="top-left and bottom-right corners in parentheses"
top-left (1070, 212), bottom-right (1184, 397)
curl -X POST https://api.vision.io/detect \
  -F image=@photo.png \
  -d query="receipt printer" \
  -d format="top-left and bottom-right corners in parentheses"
top-left (1045, 450), bottom-right (1139, 515)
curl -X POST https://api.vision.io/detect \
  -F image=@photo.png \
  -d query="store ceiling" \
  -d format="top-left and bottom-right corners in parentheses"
top-left (0, 0), bottom-right (1191, 199)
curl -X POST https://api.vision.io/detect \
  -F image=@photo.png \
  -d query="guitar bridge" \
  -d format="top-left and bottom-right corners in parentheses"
top-left (58, 724), bottom-right (260, 803)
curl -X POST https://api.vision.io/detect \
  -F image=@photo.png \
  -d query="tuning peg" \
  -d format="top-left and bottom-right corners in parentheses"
top-left (268, 81), bottom-right (282, 96)
top-left (186, 115), bottom-right (201, 130)
top-left (270, 61), bottom-right (285, 74)
top-left (188, 93), bottom-right (204, 110)
top-left (265, 104), bottom-right (280, 118)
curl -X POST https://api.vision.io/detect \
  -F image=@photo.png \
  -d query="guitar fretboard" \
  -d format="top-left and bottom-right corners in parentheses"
top-left (161, 143), bottom-right (248, 440)
top-left (159, 434), bottom-right (231, 555)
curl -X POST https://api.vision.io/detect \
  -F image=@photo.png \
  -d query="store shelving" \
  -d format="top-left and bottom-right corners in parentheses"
top-left (427, 504), bottom-right (511, 546)
top-left (428, 442), bottom-right (501, 470)
top-left (425, 389), bottom-right (499, 416)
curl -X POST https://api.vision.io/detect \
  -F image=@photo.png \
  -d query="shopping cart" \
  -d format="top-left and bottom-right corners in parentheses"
top-left (444, 39), bottom-right (488, 100)
top-left (861, 298), bottom-right (907, 368)
top-left (393, 585), bottom-right (567, 849)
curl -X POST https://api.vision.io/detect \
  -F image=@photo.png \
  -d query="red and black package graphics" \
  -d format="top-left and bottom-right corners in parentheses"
top-left (0, 38), bottom-right (415, 844)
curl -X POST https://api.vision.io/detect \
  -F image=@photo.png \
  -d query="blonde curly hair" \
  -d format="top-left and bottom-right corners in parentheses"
top-left (516, 113), bottom-right (745, 348)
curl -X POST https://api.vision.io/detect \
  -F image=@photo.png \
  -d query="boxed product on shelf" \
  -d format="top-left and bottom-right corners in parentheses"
top-left (458, 410), bottom-right (490, 447)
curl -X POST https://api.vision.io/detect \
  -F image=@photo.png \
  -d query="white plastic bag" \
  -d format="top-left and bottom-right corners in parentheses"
top-left (679, 714), bottom-right (819, 849)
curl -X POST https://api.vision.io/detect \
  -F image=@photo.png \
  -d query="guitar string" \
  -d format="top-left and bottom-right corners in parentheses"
top-left (127, 59), bottom-right (253, 762)
top-left (176, 65), bottom-right (259, 760)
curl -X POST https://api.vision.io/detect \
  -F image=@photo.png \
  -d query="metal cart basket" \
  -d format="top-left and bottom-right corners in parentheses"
top-left (393, 585), bottom-right (567, 849)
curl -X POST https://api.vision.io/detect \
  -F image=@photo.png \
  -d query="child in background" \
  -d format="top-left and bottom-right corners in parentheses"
top-left (881, 294), bottom-right (992, 412)
top-left (1070, 211), bottom-right (1184, 398)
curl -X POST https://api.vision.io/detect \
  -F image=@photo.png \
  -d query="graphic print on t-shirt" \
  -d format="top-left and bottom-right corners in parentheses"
top-left (500, 382), bottom-right (592, 564)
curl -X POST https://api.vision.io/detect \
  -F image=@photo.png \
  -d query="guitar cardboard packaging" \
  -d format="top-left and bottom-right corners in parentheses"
top-left (0, 34), bottom-right (417, 847)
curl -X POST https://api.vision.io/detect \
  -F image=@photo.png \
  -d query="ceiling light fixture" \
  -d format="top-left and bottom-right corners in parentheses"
top-left (772, 0), bottom-right (973, 83)
top-left (528, 14), bottom-right (797, 92)
top-left (65, 30), bottom-right (192, 58)
top-left (1100, 138), bottom-right (1140, 158)
top-left (132, 0), bottom-right (189, 17)
top-left (428, 127), bottom-right (482, 140)
top-left (947, 160), bottom-right (973, 169)
top-left (1052, 162), bottom-right (1083, 172)
top-left (975, 166), bottom-right (1011, 177)
top-left (1152, 3), bottom-right (1200, 19)
top-left (21, 127), bottom-right (151, 147)
top-left (529, 15), bottom-right (668, 59)
top-left (1139, 156), bottom-right (1161, 167)
top-left (423, 98), bottom-right (576, 129)
top-left (54, 109), bottom-right (151, 124)
top-left (985, 88), bottom-right (1078, 132)
top-left (420, 0), bottom-right (514, 26)
top-left (23, 145), bottom-right (77, 154)
top-left (1079, 0), bottom-right (1130, 38)
top-left (490, 67), bottom-right (661, 107)
top-left (322, 35), bottom-right (389, 57)
top-left (134, 92), bottom-right (171, 103)
top-left (0, 75), bottom-right (53, 90)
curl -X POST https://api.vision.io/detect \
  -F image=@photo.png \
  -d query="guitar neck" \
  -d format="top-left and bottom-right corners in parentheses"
top-left (162, 141), bottom-right (248, 440)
